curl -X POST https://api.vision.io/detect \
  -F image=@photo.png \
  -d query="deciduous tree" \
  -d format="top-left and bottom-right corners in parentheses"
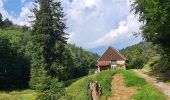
top-left (132, 0), bottom-right (170, 58)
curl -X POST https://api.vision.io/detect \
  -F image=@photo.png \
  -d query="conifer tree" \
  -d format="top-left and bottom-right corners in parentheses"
top-left (3, 18), bottom-right (13, 28)
top-left (28, 0), bottom-right (67, 94)
top-left (0, 13), bottom-right (3, 27)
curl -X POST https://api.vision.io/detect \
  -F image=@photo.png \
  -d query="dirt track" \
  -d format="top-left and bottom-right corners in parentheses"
top-left (108, 74), bottom-right (137, 100)
top-left (133, 70), bottom-right (170, 100)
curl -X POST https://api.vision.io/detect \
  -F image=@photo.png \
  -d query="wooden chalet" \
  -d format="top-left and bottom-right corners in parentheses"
top-left (96, 46), bottom-right (126, 72)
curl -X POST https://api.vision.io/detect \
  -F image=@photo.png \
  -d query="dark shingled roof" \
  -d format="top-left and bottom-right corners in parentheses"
top-left (99, 46), bottom-right (126, 61)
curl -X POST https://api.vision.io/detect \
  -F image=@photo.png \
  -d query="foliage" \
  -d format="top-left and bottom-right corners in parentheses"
top-left (68, 44), bottom-right (99, 79)
top-left (37, 78), bottom-right (65, 100)
top-left (2, 18), bottom-right (13, 28)
top-left (0, 13), bottom-right (3, 27)
top-left (151, 59), bottom-right (170, 73)
top-left (0, 27), bottom-right (98, 90)
top-left (63, 77), bottom-right (83, 87)
top-left (0, 13), bottom-right (19, 29)
top-left (21, 25), bottom-right (30, 32)
top-left (28, 0), bottom-right (68, 92)
top-left (142, 61), bottom-right (153, 71)
top-left (0, 28), bottom-right (30, 89)
top-left (26, 0), bottom-right (97, 99)
top-left (0, 13), bottom-right (13, 28)
top-left (66, 70), bottom-right (167, 100)
top-left (121, 42), bottom-right (159, 69)
top-left (131, 0), bottom-right (170, 58)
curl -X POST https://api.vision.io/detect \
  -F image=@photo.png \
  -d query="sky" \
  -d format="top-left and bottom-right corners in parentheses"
top-left (0, 0), bottom-right (142, 55)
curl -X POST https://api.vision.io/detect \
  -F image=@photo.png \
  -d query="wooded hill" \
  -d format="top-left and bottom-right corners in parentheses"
top-left (0, 26), bottom-right (99, 89)
top-left (121, 42), bottom-right (170, 73)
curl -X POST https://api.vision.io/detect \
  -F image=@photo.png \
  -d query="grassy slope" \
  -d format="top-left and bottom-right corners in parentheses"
top-left (0, 89), bottom-right (37, 100)
top-left (66, 70), bottom-right (114, 100)
top-left (66, 70), bottom-right (167, 100)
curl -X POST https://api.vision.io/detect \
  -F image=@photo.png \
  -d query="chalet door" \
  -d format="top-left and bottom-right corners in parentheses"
top-left (111, 60), bottom-right (117, 70)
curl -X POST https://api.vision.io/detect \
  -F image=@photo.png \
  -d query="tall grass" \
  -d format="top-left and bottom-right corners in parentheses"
top-left (0, 89), bottom-right (37, 100)
top-left (66, 70), bottom-right (167, 100)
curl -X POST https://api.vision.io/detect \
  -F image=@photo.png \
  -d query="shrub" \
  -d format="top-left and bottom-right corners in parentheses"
top-left (37, 78), bottom-right (65, 100)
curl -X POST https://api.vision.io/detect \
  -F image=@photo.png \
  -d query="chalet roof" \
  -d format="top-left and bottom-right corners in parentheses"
top-left (96, 61), bottom-right (111, 66)
top-left (99, 46), bottom-right (126, 61)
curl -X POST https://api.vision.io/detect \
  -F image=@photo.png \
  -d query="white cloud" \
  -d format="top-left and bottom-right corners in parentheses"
top-left (63, 0), bottom-right (141, 49)
top-left (0, 0), bottom-right (4, 7)
top-left (0, 1), bottom-right (33, 26)
top-left (21, 0), bottom-right (26, 3)
top-left (84, 0), bottom-right (99, 8)
top-left (88, 14), bottom-right (142, 48)
top-left (67, 32), bottom-right (75, 43)
top-left (15, 2), bottom-right (34, 26)
top-left (0, 0), bottom-right (14, 20)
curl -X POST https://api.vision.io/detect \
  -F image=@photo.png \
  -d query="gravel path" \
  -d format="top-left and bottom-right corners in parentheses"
top-left (133, 70), bottom-right (170, 100)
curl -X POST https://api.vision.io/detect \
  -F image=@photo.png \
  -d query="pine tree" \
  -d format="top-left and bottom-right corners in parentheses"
top-left (3, 18), bottom-right (13, 28)
top-left (0, 13), bottom-right (3, 27)
top-left (28, 0), bottom-right (67, 94)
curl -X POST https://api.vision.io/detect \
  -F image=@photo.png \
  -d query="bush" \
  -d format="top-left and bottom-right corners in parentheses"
top-left (37, 78), bottom-right (65, 100)
top-left (152, 59), bottom-right (170, 73)
top-left (88, 69), bottom-right (95, 75)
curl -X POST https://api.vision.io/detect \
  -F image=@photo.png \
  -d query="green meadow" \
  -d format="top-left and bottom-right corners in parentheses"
top-left (0, 89), bottom-right (37, 100)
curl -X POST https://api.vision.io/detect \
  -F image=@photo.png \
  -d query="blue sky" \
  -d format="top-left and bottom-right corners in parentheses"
top-left (0, 0), bottom-right (142, 55)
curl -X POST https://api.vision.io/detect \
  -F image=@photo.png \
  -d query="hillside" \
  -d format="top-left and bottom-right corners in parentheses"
top-left (0, 27), bottom-right (99, 89)
top-left (65, 70), bottom-right (167, 100)
top-left (68, 44), bottom-right (99, 78)
top-left (121, 42), bottom-right (170, 83)
top-left (121, 42), bottom-right (160, 69)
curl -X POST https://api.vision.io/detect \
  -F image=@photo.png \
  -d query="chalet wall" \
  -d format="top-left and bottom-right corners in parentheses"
top-left (116, 60), bottom-right (126, 69)
top-left (117, 60), bottom-right (125, 64)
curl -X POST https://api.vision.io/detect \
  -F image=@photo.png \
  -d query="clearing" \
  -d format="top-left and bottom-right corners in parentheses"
top-left (0, 89), bottom-right (37, 100)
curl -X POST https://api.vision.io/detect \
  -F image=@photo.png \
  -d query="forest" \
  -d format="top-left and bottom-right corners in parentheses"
top-left (0, 0), bottom-right (170, 100)
top-left (0, 26), bottom-right (99, 85)
top-left (0, 1), bottom-right (99, 98)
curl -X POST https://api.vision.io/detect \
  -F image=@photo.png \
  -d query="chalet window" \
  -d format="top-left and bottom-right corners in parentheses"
top-left (111, 60), bottom-right (116, 65)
